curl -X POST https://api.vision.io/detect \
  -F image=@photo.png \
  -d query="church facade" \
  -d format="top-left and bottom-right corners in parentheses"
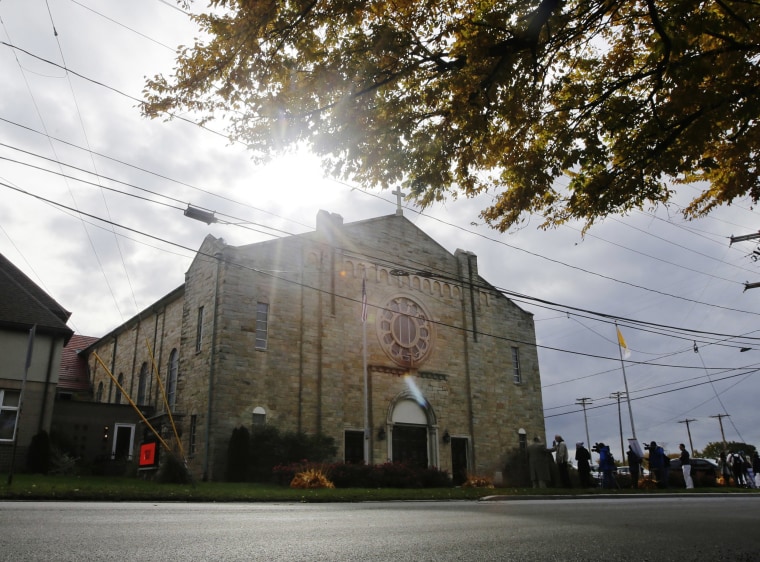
top-left (87, 210), bottom-right (546, 482)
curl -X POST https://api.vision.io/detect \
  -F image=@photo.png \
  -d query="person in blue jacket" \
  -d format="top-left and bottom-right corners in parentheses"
top-left (648, 441), bottom-right (666, 487)
top-left (597, 442), bottom-right (616, 489)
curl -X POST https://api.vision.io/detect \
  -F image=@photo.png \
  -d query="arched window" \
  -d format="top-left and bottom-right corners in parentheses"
top-left (137, 362), bottom-right (148, 405)
top-left (115, 373), bottom-right (124, 404)
top-left (252, 406), bottom-right (266, 427)
top-left (167, 349), bottom-right (179, 409)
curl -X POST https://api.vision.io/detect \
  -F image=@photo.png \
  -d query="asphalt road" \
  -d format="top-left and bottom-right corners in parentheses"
top-left (2, 496), bottom-right (759, 561)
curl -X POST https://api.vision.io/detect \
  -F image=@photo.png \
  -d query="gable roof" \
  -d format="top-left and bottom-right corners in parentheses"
top-left (0, 252), bottom-right (73, 343)
top-left (58, 334), bottom-right (99, 392)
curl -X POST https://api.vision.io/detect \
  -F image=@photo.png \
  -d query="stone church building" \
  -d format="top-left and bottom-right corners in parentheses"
top-left (86, 209), bottom-right (546, 482)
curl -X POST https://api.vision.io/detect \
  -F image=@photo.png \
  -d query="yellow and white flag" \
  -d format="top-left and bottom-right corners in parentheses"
top-left (617, 327), bottom-right (631, 359)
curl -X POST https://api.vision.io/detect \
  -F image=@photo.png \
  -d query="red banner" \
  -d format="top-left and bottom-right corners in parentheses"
top-left (139, 442), bottom-right (158, 467)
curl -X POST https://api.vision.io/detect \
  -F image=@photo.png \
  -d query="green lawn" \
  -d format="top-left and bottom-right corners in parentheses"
top-left (1, 474), bottom-right (754, 502)
top-left (0, 474), bottom-right (496, 502)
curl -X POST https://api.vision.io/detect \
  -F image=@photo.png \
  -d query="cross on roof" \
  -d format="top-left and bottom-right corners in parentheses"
top-left (392, 188), bottom-right (406, 216)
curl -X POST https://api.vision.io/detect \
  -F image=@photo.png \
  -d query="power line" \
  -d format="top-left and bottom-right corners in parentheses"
top-left (5, 7), bottom-right (760, 380)
top-left (3, 40), bottom-right (758, 323)
top-left (546, 367), bottom-right (760, 419)
top-left (0, 149), bottom-right (296, 240)
top-left (44, 0), bottom-right (142, 318)
top-left (0, 116), bottom-right (314, 231)
top-left (68, 0), bottom-right (177, 51)
top-left (2, 38), bottom-right (757, 299)
top-left (6, 178), bottom-right (760, 378)
top-left (0, 40), bottom-right (233, 143)
top-left (0, 20), bottom-right (126, 323)
top-left (7, 121), bottom-right (760, 345)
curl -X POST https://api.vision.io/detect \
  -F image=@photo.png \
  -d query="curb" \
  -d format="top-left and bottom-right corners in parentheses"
top-left (479, 492), bottom-right (759, 501)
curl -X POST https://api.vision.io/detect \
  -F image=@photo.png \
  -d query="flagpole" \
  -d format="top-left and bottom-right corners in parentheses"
top-left (362, 276), bottom-right (370, 464)
top-left (616, 323), bottom-right (637, 440)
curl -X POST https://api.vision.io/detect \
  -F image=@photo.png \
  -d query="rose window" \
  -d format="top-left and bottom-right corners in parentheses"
top-left (378, 296), bottom-right (433, 367)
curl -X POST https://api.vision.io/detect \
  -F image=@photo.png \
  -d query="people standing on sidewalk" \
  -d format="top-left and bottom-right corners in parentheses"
top-left (575, 442), bottom-right (592, 488)
top-left (648, 441), bottom-right (665, 487)
top-left (729, 451), bottom-right (747, 487)
top-left (597, 443), bottom-right (616, 489)
top-left (553, 435), bottom-right (572, 488)
top-left (679, 443), bottom-right (694, 489)
top-left (527, 437), bottom-right (552, 488)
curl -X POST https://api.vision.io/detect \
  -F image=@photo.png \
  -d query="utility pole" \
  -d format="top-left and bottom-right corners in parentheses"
top-left (710, 414), bottom-right (730, 451)
top-left (678, 418), bottom-right (697, 455)
top-left (610, 392), bottom-right (627, 461)
top-left (576, 397), bottom-right (593, 450)
top-left (728, 231), bottom-right (760, 290)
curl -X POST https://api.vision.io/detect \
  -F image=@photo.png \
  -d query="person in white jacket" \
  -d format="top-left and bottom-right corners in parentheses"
top-left (679, 443), bottom-right (694, 489)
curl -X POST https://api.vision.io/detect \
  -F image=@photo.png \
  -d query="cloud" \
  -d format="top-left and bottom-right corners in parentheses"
top-left (2, 0), bottom-right (760, 459)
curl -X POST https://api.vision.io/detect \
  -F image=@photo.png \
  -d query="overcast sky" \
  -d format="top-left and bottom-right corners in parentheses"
top-left (3, 0), bottom-right (760, 462)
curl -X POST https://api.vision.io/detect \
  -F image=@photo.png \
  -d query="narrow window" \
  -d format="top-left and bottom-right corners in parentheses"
top-left (252, 406), bottom-right (266, 428)
top-left (189, 414), bottom-right (197, 456)
top-left (96, 382), bottom-right (104, 402)
top-left (0, 389), bottom-right (21, 441)
top-left (519, 432), bottom-right (527, 451)
top-left (196, 306), bottom-right (205, 353)
top-left (167, 349), bottom-right (179, 409)
top-left (115, 373), bottom-right (124, 404)
top-left (137, 362), bottom-right (148, 405)
top-left (511, 346), bottom-right (522, 384)
top-left (255, 302), bottom-right (269, 350)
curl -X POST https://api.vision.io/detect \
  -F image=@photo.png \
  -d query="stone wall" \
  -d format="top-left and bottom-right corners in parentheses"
top-left (87, 285), bottom-right (184, 462)
top-left (85, 213), bottom-right (547, 482)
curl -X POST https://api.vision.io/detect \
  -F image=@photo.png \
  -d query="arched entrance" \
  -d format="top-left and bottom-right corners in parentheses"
top-left (388, 394), bottom-right (438, 468)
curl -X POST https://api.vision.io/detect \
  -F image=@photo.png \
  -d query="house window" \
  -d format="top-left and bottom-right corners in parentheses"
top-left (96, 382), bottom-right (104, 402)
top-left (167, 349), bottom-right (179, 409)
top-left (188, 414), bottom-right (197, 456)
top-left (137, 362), bottom-right (148, 405)
top-left (255, 302), bottom-right (269, 350)
top-left (0, 389), bottom-right (21, 441)
top-left (115, 373), bottom-right (124, 404)
top-left (196, 306), bottom-right (205, 353)
top-left (511, 347), bottom-right (522, 384)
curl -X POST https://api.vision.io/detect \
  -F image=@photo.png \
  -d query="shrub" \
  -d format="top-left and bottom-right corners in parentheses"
top-left (327, 462), bottom-right (372, 488)
top-left (25, 431), bottom-right (51, 474)
top-left (156, 451), bottom-right (193, 484)
top-left (272, 461), bottom-right (312, 486)
top-left (368, 462), bottom-right (422, 488)
top-left (290, 468), bottom-right (335, 489)
top-left (225, 426), bottom-right (250, 482)
top-left (46, 430), bottom-right (80, 475)
top-left (502, 448), bottom-right (531, 487)
top-left (462, 474), bottom-right (494, 489)
top-left (273, 461), bottom-right (453, 488)
top-left (248, 427), bottom-right (337, 482)
top-left (419, 466), bottom-right (453, 488)
top-left (639, 476), bottom-right (658, 490)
